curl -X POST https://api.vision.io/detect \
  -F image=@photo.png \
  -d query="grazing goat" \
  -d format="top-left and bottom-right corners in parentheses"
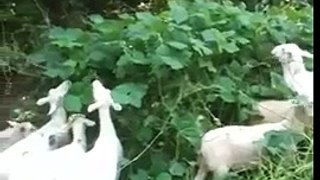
top-left (194, 102), bottom-right (312, 180)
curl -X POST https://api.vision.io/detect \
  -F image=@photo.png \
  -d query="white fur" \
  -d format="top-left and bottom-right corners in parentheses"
top-left (249, 99), bottom-right (313, 128)
top-left (194, 103), bottom-right (311, 180)
top-left (53, 80), bottom-right (123, 180)
top-left (0, 80), bottom-right (72, 176)
top-left (9, 114), bottom-right (95, 180)
top-left (0, 121), bottom-right (36, 152)
top-left (271, 43), bottom-right (313, 104)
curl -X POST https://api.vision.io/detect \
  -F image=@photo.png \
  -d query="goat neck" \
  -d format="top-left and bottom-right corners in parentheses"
top-left (46, 104), bottom-right (67, 128)
top-left (96, 104), bottom-right (117, 140)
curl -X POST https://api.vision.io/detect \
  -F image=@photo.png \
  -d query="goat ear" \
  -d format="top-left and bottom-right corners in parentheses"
top-left (87, 102), bottom-right (102, 113)
top-left (300, 50), bottom-right (313, 59)
top-left (36, 97), bottom-right (49, 106)
top-left (84, 119), bottom-right (96, 127)
top-left (7, 121), bottom-right (18, 127)
top-left (48, 103), bottom-right (58, 115)
top-left (112, 103), bottom-right (122, 111)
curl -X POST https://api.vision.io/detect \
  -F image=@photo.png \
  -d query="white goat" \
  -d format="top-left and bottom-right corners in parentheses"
top-left (249, 99), bottom-right (312, 127)
top-left (0, 80), bottom-right (72, 175)
top-left (271, 43), bottom-right (313, 104)
top-left (9, 113), bottom-right (95, 180)
top-left (84, 80), bottom-right (123, 180)
top-left (0, 121), bottom-right (37, 152)
top-left (58, 80), bottom-right (123, 180)
top-left (194, 103), bottom-right (311, 180)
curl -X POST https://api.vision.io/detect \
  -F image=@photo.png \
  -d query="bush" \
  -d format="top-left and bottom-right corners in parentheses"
top-left (23, 0), bottom-right (313, 179)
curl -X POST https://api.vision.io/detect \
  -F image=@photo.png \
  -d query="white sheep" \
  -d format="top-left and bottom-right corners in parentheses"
top-left (271, 43), bottom-right (313, 104)
top-left (0, 121), bottom-right (37, 152)
top-left (194, 103), bottom-right (311, 180)
top-left (9, 113), bottom-right (96, 180)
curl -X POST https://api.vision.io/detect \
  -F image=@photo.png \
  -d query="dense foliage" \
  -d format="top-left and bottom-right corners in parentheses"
top-left (1, 0), bottom-right (313, 179)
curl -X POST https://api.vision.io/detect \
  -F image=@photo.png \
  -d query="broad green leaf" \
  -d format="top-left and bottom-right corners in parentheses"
top-left (69, 81), bottom-right (93, 105)
top-left (259, 130), bottom-right (305, 155)
top-left (221, 42), bottom-right (239, 53)
top-left (215, 76), bottom-right (236, 90)
top-left (49, 27), bottom-right (84, 48)
top-left (170, 3), bottom-right (188, 24)
top-left (136, 126), bottom-right (153, 142)
top-left (112, 83), bottom-right (148, 108)
top-left (156, 172), bottom-right (172, 180)
top-left (199, 59), bottom-right (217, 73)
top-left (63, 59), bottom-right (77, 68)
top-left (149, 154), bottom-right (170, 175)
top-left (129, 169), bottom-right (149, 180)
top-left (167, 41), bottom-right (188, 50)
top-left (171, 113), bottom-right (201, 146)
top-left (155, 45), bottom-right (187, 70)
top-left (169, 161), bottom-right (186, 176)
top-left (126, 23), bottom-right (154, 41)
top-left (201, 29), bottom-right (216, 42)
top-left (234, 36), bottom-right (250, 45)
top-left (215, 76), bottom-right (236, 103)
top-left (63, 94), bottom-right (82, 112)
top-left (161, 56), bottom-right (184, 70)
top-left (135, 12), bottom-right (165, 32)
top-left (89, 50), bottom-right (106, 61)
top-left (270, 72), bottom-right (292, 95)
top-left (219, 89), bottom-right (236, 103)
top-left (43, 68), bottom-right (60, 78)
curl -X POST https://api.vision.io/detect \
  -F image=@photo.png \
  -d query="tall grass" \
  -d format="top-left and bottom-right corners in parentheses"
top-left (231, 130), bottom-right (313, 180)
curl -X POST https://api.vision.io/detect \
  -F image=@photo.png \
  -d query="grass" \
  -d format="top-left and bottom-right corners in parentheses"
top-left (231, 130), bottom-right (313, 180)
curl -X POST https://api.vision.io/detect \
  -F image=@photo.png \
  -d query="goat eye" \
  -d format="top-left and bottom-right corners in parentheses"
top-left (20, 127), bottom-right (26, 133)
top-left (49, 135), bottom-right (57, 146)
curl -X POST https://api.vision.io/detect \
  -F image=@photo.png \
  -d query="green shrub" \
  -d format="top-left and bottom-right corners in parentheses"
top-left (25, 0), bottom-right (313, 179)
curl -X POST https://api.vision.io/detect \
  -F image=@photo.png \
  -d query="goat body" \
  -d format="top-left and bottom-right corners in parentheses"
top-left (9, 114), bottom-right (95, 180)
top-left (0, 121), bottom-right (36, 152)
top-left (194, 120), bottom-right (289, 180)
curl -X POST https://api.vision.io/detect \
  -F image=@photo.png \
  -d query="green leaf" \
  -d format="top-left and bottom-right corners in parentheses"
top-left (161, 56), bottom-right (184, 70)
top-left (136, 126), bottom-right (153, 142)
top-left (171, 113), bottom-right (201, 146)
top-left (156, 172), bottom-right (172, 180)
top-left (49, 27), bottom-right (84, 48)
top-left (219, 89), bottom-right (236, 103)
top-left (170, 3), bottom-right (188, 24)
top-left (259, 130), bottom-right (305, 155)
top-left (112, 83), bottom-right (148, 108)
top-left (155, 44), bottom-right (190, 70)
top-left (89, 50), bottom-right (106, 61)
top-left (169, 161), bottom-right (186, 176)
top-left (43, 68), bottom-right (60, 78)
top-left (221, 42), bottom-right (239, 53)
top-left (63, 94), bottom-right (82, 112)
top-left (199, 59), bottom-right (217, 73)
top-left (129, 169), bottom-right (149, 180)
top-left (167, 41), bottom-right (188, 50)
top-left (69, 81), bottom-right (93, 105)
top-left (270, 72), bottom-right (292, 95)
top-left (201, 29), bottom-right (216, 42)
top-left (126, 23), bottom-right (154, 41)
top-left (215, 76), bottom-right (236, 103)
top-left (63, 59), bottom-right (77, 68)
